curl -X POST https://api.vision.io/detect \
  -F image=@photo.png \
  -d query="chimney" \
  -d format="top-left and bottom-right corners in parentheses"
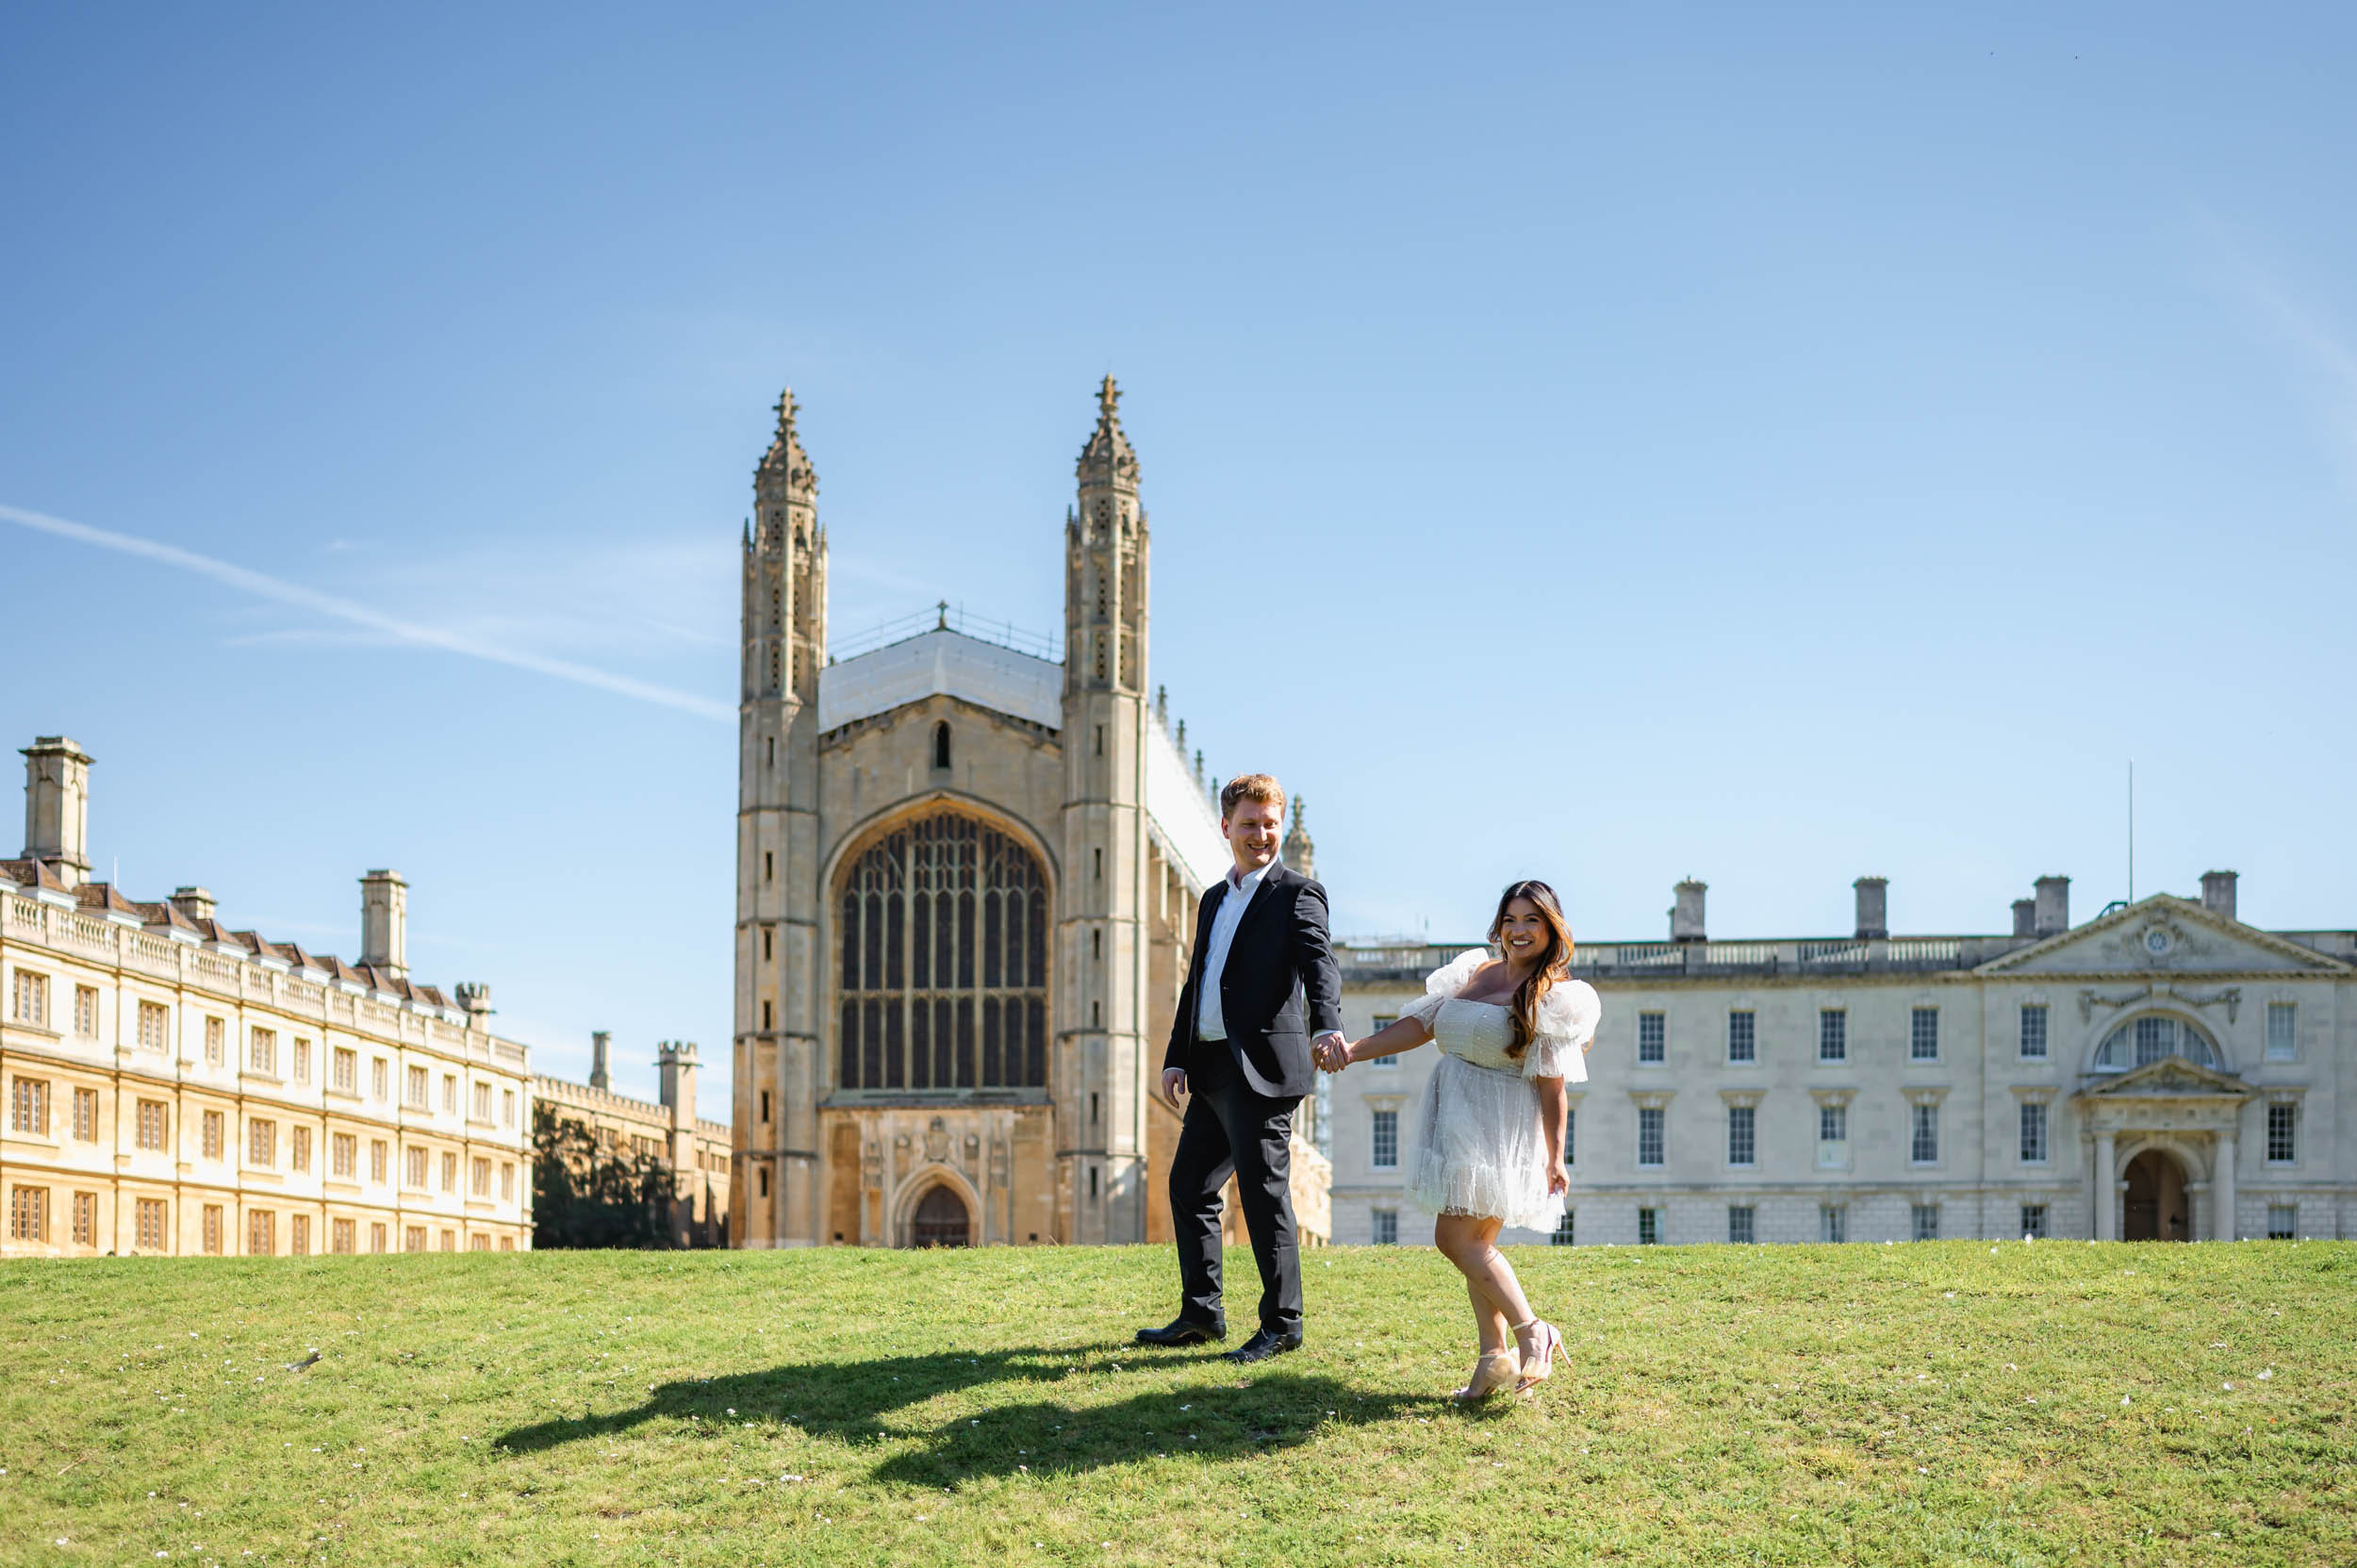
top-left (2033, 875), bottom-right (2069, 938)
top-left (455, 982), bottom-right (492, 1027)
top-left (171, 886), bottom-right (218, 923)
top-left (2200, 869), bottom-right (2238, 922)
top-left (2012, 899), bottom-right (2036, 938)
top-left (1853, 876), bottom-right (1888, 941)
top-left (589, 1031), bottom-right (612, 1092)
top-left (358, 869), bottom-right (408, 979)
top-left (1670, 878), bottom-right (1707, 944)
top-left (21, 736), bottom-right (93, 889)
top-left (658, 1040), bottom-right (699, 1126)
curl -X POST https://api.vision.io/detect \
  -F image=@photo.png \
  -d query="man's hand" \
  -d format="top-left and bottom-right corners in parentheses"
top-left (1161, 1067), bottom-right (1189, 1110)
top-left (1312, 1032), bottom-right (1350, 1073)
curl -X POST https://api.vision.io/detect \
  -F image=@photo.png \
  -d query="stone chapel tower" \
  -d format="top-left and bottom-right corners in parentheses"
top-left (1059, 377), bottom-right (1155, 1243)
top-left (736, 390), bottom-right (828, 1247)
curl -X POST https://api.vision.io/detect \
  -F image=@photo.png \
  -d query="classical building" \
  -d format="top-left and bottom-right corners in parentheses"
top-left (732, 382), bottom-right (1330, 1248)
top-left (2, 738), bottom-right (536, 1257)
top-left (533, 1032), bottom-right (733, 1246)
top-left (1328, 874), bottom-right (2354, 1246)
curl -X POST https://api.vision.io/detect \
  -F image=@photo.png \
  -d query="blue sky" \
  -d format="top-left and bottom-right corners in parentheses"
top-left (6, 4), bottom-right (2355, 1109)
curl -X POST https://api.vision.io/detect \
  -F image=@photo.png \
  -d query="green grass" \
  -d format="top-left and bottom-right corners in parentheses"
top-left (2, 1242), bottom-right (2352, 1566)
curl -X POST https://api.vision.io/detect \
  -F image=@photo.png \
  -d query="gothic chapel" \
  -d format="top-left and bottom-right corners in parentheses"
top-left (733, 381), bottom-right (1329, 1248)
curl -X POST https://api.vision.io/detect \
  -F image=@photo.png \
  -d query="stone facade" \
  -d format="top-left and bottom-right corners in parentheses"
top-left (534, 1034), bottom-right (732, 1246)
top-left (1, 739), bottom-right (535, 1257)
top-left (1328, 875), bottom-right (2355, 1246)
top-left (732, 383), bottom-right (1330, 1248)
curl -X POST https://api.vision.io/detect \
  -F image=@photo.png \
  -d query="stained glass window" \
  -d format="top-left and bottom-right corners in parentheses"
top-left (837, 813), bottom-right (1049, 1091)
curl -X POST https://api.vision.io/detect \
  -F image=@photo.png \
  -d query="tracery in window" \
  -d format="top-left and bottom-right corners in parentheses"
top-left (837, 813), bottom-right (1049, 1091)
top-left (2093, 1014), bottom-right (2218, 1072)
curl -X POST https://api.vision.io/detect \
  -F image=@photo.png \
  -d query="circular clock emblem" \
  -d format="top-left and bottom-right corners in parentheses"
top-left (2144, 928), bottom-right (2171, 955)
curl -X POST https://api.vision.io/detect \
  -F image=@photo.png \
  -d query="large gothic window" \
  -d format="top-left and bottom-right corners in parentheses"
top-left (837, 813), bottom-right (1049, 1091)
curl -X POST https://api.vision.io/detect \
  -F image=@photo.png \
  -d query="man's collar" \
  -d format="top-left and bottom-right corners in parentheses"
top-left (1227, 857), bottom-right (1279, 893)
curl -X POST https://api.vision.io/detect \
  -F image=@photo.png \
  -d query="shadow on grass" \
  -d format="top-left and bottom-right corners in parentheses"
top-left (492, 1344), bottom-right (1445, 1484)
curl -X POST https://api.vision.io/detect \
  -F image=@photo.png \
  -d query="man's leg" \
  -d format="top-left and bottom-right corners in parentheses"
top-left (1219, 1087), bottom-right (1304, 1338)
top-left (1167, 1081), bottom-right (1236, 1329)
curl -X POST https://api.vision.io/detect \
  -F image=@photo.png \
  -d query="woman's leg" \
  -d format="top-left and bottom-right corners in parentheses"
top-left (1434, 1213), bottom-right (1536, 1330)
top-left (1465, 1277), bottom-right (1509, 1356)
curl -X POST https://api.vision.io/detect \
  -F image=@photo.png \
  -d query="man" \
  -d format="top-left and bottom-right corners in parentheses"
top-left (1136, 772), bottom-right (1343, 1363)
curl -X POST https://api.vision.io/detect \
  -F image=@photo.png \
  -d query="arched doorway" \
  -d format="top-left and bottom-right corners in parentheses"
top-left (2122, 1149), bottom-right (2190, 1242)
top-left (910, 1184), bottom-right (972, 1248)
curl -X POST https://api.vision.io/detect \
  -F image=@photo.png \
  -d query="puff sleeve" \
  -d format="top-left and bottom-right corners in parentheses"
top-left (1522, 980), bottom-right (1601, 1082)
top-left (1401, 949), bottom-right (1490, 1029)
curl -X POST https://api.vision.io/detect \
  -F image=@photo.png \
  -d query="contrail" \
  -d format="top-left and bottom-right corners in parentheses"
top-left (1, 502), bottom-right (733, 722)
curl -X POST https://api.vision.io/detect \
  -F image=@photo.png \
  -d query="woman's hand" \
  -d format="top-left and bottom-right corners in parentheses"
top-left (1544, 1158), bottom-right (1569, 1196)
top-left (1314, 1037), bottom-right (1352, 1073)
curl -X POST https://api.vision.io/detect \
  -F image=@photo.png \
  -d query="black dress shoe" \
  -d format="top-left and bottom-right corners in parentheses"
top-left (1135, 1317), bottom-right (1226, 1347)
top-left (1221, 1328), bottom-right (1303, 1363)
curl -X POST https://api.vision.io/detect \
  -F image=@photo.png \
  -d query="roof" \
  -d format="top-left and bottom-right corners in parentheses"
top-left (1145, 720), bottom-right (1228, 891)
top-left (817, 627), bottom-right (1063, 732)
top-left (0, 862), bottom-right (459, 1006)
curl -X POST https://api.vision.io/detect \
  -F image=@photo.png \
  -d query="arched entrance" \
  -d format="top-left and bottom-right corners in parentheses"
top-left (910, 1184), bottom-right (972, 1248)
top-left (2122, 1149), bottom-right (2190, 1242)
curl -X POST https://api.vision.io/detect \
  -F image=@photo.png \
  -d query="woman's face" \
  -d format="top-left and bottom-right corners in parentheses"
top-left (1497, 897), bottom-right (1551, 962)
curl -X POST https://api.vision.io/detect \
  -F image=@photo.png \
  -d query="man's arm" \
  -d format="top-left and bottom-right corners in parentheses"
top-left (1291, 878), bottom-right (1345, 1045)
top-left (1164, 889), bottom-right (1210, 1074)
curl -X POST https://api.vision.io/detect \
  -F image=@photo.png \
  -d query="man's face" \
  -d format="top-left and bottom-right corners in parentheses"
top-left (1224, 798), bottom-right (1283, 876)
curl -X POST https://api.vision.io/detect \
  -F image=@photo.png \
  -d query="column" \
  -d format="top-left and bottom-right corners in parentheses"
top-left (2214, 1130), bottom-right (2237, 1242)
top-left (2094, 1131), bottom-right (2117, 1242)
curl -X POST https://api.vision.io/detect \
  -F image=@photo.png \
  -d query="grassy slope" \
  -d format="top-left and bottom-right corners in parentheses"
top-left (0, 1242), bottom-right (2350, 1567)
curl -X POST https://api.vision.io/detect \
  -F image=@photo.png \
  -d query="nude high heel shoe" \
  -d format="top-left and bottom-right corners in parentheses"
top-left (1452, 1347), bottom-right (1523, 1402)
top-left (1509, 1319), bottom-right (1561, 1395)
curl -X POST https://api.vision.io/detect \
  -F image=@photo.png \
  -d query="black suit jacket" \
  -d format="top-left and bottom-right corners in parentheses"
top-left (1164, 861), bottom-right (1344, 1099)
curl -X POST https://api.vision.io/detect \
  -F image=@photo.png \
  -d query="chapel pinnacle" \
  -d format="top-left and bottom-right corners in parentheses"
top-left (1077, 373), bottom-right (1138, 489)
top-left (757, 386), bottom-right (816, 498)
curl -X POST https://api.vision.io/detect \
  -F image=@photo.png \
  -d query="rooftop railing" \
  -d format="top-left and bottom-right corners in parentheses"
top-left (1338, 933), bottom-right (2022, 977)
top-left (829, 602), bottom-right (1063, 665)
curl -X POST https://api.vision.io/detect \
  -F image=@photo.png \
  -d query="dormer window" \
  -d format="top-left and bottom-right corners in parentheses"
top-left (932, 721), bottom-right (951, 770)
top-left (2092, 1014), bottom-right (2219, 1072)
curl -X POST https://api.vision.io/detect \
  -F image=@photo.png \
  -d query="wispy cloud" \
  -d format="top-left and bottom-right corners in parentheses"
top-left (334, 536), bottom-right (738, 655)
top-left (2200, 217), bottom-right (2357, 491)
top-left (222, 627), bottom-right (409, 649)
top-left (1, 503), bottom-right (734, 722)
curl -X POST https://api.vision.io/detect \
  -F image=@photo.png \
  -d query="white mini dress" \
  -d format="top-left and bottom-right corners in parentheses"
top-left (1402, 949), bottom-right (1601, 1230)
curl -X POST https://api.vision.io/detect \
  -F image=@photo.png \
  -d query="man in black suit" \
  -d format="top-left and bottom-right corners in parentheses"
top-left (1136, 772), bottom-right (1343, 1363)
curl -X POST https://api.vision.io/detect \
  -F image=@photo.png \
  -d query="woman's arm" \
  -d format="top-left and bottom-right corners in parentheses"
top-left (1534, 1074), bottom-right (1569, 1194)
top-left (1343, 1015), bottom-right (1433, 1065)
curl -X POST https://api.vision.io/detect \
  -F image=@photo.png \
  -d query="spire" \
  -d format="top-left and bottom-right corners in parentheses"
top-left (1075, 373), bottom-right (1139, 491)
top-left (1282, 794), bottom-right (1316, 880)
top-left (756, 388), bottom-right (817, 503)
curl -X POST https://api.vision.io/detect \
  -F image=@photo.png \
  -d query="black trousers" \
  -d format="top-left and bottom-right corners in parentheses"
top-left (1169, 1042), bottom-right (1304, 1337)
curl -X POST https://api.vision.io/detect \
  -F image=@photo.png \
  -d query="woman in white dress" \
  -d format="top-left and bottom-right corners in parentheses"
top-left (1317, 880), bottom-right (1599, 1399)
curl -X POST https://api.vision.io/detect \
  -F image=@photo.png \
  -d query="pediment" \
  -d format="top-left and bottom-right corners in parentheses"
top-left (1977, 895), bottom-right (2349, 979)
top-left (2073, 1056), bottom-right (2253, 1101)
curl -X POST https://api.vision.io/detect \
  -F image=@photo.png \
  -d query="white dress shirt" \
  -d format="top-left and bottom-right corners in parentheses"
top-left (1194, 858), bottom-right (1275, 1042)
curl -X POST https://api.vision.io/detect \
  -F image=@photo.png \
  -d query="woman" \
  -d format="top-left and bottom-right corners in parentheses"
top-left (1316, 881), bottom-right (1598, 1399)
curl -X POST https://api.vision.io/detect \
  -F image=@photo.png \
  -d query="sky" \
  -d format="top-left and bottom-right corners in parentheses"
top-left (6, 4), bottom-right (2355, 1112)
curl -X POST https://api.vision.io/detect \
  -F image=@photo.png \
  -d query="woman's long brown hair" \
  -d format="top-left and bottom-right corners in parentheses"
top-left (1488, 879), bottom-right (1575, 1061)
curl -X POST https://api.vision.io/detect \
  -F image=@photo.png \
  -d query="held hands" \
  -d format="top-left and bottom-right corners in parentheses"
top-left (1312, 1033), bottom-right (1353, 1074)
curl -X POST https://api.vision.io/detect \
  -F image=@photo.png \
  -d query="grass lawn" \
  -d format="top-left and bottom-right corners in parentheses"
top-left (2, 1241), bottom-right (2351, 1566)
